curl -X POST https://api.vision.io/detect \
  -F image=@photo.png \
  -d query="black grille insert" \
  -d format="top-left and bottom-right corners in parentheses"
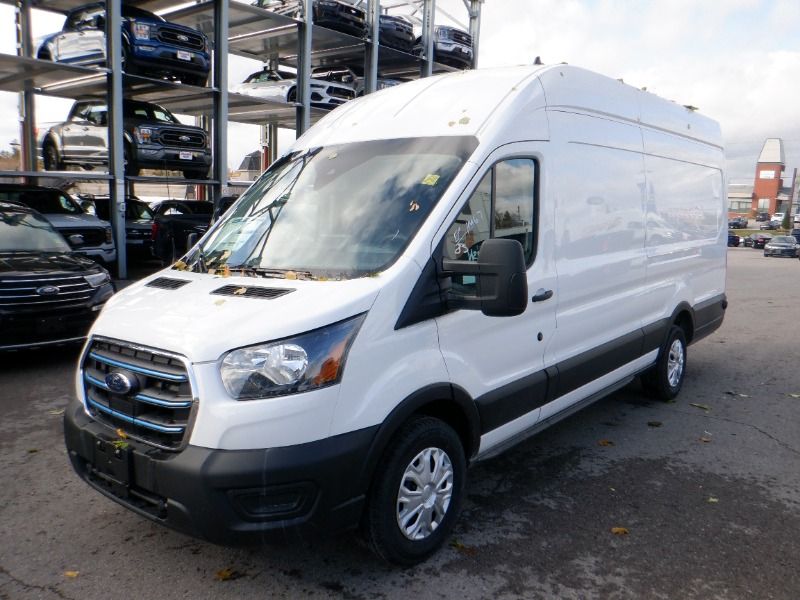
top-left (0, 274), bottom-right (92, 307)
top-left (82, 339), bottom-right (194, 451)
top-left (146, 277), bottom-right (191, 290)
top-left (60, 227), bottom-right (105, 248)
top-left (160, 129), bottom-right (206, 149)
top-left (157, 26), bottom-right (205, 51)
top-left (211, 285), bottom-right (294, 300)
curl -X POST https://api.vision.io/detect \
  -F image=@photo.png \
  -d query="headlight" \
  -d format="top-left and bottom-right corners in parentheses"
top-left (220, 314), bottom-right (365, 399)
top-left (133, 22), bottom-right (151, 40)
top-left (134, 127), bottom-right (152, 144)
top-left (105, 227), bottom-right (113, 244)
top-left (85, 271), bottom-right (111, 288)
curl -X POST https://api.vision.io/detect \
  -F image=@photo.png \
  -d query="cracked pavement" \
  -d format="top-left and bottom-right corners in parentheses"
top-left (1, 248), bottom-right (799, 599)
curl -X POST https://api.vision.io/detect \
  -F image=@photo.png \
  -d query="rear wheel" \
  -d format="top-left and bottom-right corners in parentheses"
top-left (642, 325), bottom-right (687, 401)
top-left (287, 87), bottom-right (297, 103)
top-left (362, 416), bottom-right (466, 565)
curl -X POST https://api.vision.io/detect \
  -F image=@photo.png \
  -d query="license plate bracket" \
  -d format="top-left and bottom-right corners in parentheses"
top-left (91, 437), bottom-right (132, 498)
top-left (179, 151), bottom-right (193, 161)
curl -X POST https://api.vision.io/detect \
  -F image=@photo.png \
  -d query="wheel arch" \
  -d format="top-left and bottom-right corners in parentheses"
top-left (357, 383), bottom-right (480, 493)
top-left (669, 302), bottom-right (695, 344)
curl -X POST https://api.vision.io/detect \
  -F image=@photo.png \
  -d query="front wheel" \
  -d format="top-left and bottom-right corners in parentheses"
top-left (642, 325), bottom-right (687, 401)
top-left (363, 416), bottom-right (466, 565)
top-left (42, 140), bottom-right (64, 171)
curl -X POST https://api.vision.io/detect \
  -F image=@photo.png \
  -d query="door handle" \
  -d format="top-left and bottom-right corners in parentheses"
top-left (532, 288), bottom-right (553, 302)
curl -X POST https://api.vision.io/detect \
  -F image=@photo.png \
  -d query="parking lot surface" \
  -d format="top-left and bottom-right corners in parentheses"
top-left (1, 248), bottom-right (799, 599)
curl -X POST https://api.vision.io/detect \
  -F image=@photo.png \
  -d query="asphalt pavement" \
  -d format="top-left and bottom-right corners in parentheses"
top-left (1, 248), bottom-right (799, 599)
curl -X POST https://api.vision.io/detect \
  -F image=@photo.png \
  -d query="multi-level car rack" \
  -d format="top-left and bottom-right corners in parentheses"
top-left (0, 0), bottom-right (482, 277)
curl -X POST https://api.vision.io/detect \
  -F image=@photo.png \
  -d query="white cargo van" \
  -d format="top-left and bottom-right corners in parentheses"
top-left (65, 65), bottom-right (727, 564)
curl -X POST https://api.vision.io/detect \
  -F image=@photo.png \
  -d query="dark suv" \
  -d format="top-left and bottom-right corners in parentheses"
top-left (37, 3), bottom-right (210, 86)
top-left (42, 100), bottom-right (211, 179)
top-left (257, 0), bottom-right (366, 38)
top-left (0, 201), bottom-right (114, 351)
top-left (414, 25), bottom-right (473, 69)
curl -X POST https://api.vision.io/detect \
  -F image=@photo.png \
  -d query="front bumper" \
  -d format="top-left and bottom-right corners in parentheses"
top-left (130, 44), bottom-right (210, 79)
top-left (64, 399), bottom-right (379, 544)
top-left (434, 41), bottom-right (473, 67)
top-left (135, 145), bottom-right (211, 173)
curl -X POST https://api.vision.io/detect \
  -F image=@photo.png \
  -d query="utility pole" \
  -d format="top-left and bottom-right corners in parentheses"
top-left (786, 168), bottom-right (797, 231)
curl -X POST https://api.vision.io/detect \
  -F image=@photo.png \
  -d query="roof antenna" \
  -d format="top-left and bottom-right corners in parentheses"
top-left (533, 56), bottom-right (543, 65)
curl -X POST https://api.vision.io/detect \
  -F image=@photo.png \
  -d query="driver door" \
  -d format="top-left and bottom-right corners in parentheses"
top-left (434, 143), bottom-right (556, 454)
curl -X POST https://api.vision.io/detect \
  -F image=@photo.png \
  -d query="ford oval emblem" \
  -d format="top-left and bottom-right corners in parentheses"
top-left (36, 285), bottom-right (60, 296)
top-left (105, 372), bottom-right (135, 395)
top-left (177, 34), bottom-right (189, 42)
top-left (179, 135), bottom-right (190, 142)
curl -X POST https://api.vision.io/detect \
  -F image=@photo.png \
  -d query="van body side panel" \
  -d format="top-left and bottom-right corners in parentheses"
top-left (541, 112), bottom-right (648, 420)
top-left (639, 128), bottom-right (726, 331)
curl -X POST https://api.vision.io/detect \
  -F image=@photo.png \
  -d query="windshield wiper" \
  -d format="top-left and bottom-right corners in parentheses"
top-left (226, 265), bottom-right (315, 280)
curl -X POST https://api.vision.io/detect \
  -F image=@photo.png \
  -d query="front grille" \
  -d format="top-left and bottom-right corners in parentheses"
top-left (160, 129), bottom-right (206, 149)
top-left (327, 86), bottom-right (355, 100)
top-left (60, 227), bottom-right (105, 248)
top-left (157, 26), bottom-right (205, 51)
top-left (450, 30), bottom-right (472, 46)
top-left (82, 339), bottom-right (195, 451)
top-left (211, 285), bottom-right (294, 300)
top-left (0, 274), bottom-right (93, 308)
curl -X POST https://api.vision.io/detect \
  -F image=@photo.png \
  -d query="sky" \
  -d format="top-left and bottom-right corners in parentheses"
top-left (0, 0), bottom-right (798, 186)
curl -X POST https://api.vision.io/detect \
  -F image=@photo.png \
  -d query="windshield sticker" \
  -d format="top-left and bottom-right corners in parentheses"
top-left (327, 152), bottom-right (338, 160)
top-left (409, 200), bottom-right (420, 212)
top-left (421, 174), bottom-right (440, 186)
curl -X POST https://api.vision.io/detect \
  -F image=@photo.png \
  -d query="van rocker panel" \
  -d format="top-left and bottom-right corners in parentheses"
top-left (64, 399), bottom-right (378, 544)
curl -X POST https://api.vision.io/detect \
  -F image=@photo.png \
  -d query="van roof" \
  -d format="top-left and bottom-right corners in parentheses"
top-left (296, 64), bottom-right (722, 151)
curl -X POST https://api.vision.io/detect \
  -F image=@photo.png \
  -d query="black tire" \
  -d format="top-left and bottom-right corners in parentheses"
top-left (287, 87), bottom-right (297, 102)
top-left (642, 325), bottom-right (687, 401)
top-left (123, 144), bottom-right (139, 176)
top-left (183, 169), bottom-right (209, 180)
top-left (42, 140), bottom-right (64, 171)
top-left (362, 416), bottom-right (466, 566)
top-left (183, 74), bottom-right (208, 87)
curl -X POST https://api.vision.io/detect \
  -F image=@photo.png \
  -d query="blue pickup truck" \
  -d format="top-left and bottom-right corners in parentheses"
top-left (37, 3), bottom-right (210, 87)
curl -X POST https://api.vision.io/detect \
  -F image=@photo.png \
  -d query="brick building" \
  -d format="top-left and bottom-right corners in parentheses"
top-left (750, 138), bottom-right (789, 216)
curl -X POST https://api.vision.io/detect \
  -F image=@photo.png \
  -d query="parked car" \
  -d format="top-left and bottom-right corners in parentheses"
top-left (755, 212), bottom-right (769, 222)
top-left (233, 68), bottom-right (355, 109)
top-left (37, 3), bottom-right (209, 86)
top-left (41, 99), bottom-right (211, 179)
top-left (378, 14), bottom-right (414, 53)
top-left (770, 212), bottom-right (785, 225)
top-left (728, 216), bottom-right (748, 229)
top-left (255, 0), bottom-right (366, 37)
top-left (789, 228), bottom-right (800, 244)
top-left (414, 25), bottom-right (473, 69)
top-left (760, 221), bottom-right (780, 230)
top-left (763, 236), bottom-right (799, 258)
top-left (0, 201), bottom-right (114, 351)
top-left (82, 195), bottom-right (155, 258)
top-left (727, 233), bottom-right (740, 247)
top-left (150, 200), bottom-right (214, 264)
top-left (745, 233), bottom-right (772, 249)
top-left (0, 184), bottom-right (116, 264)
top-left (310, 67), bottom-right (403, 97)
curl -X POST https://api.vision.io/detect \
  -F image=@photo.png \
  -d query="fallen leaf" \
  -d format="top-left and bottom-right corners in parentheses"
top-left (690, 403), bottom-right (710, 412)
top-left (449, 540), bottom-right (478, 556)
top-left (221, 265), bottom-right (231, 278)
top-left (647, 421), bottom-right (662, 428)
top-left (699, 437), bottom-right (712, 443)
top-left (214, 568), bottom-right (244, 582)
top-left (788, 393), bottom-right (800, 399)
top-left (610, 527), bottom-right (629, 535)
top-left (173, 260), bottom-right (188, 271)
top-left (27, 448), bottom-right (38, 454)
top-left (233, 287), bottom-right (247, 295)
top-left (116, 428), bottom-right (127, 440)
top-left (285, 271), bottom-right (298, 280)
top-left (707, 496), bottom-right (719, 504)
top-left (598, 439), bottom-right (615, 447)
top-left (111, 440), bottom-right (129, 450)
top-left (64, 571), bottom-right (79, 579)
top-left (214, 299), bottom-right (225, 306)
top-left (48, 408), bottom-right (65, 416)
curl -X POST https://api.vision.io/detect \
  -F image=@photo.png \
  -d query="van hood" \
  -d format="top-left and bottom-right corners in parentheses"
top-left (91, 271), bottom-right (383, 363)
top-left (43, 213), bottom-right (110, 229)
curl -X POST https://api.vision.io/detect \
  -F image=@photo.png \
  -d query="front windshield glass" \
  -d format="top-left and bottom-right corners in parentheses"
top-left (124, 102), bottom-right (180, 124)
top-left (0, 209), bottom-right (71, 252)
top-left (188, 136), bottom-right (477, 279)
top-left (772, 236), bottom-right (794, 244)
top-left (0, 190), bottom-right (82, 215)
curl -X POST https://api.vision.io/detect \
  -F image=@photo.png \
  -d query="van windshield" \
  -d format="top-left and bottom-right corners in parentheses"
top-left (187, 136), bottom-right (477, 279)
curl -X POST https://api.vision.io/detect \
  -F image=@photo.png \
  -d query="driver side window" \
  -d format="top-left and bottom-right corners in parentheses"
top-left (443, 158), bottom-right (537, 291)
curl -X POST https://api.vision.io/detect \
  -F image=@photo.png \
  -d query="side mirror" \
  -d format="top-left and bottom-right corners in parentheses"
top-left (441, 238), bottom-right (528, 317)
top-left (186, 232), bottom-right (199, 252)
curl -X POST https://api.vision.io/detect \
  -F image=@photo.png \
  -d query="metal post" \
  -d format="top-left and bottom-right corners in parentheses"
top-left (16, 0), bottom-right (36, 175)
top-left (363, 0), bottom-right (379, 95)
top-left (268, 124), bottom-right (279, 164)
top-left (468, 0), bottom-right (481, 69)
top-left (421, 0), bottom-right (435, 77)
top-left (297, 0), bottom-right (313, 134)
top-left (213, 0), bottom-right (229, 206)
top-left (786, 168), bottom-right (797, 229)
top-left (107, 0), bottom-right (126, 278)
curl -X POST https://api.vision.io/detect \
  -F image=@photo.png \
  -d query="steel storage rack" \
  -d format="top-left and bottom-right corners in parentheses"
top-left (0, 0), bottom-right (482, 278)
